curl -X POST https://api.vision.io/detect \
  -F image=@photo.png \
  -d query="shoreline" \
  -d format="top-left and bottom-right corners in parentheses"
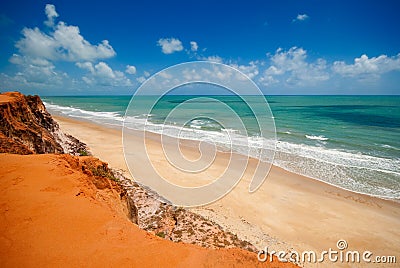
top-left (54, 113), bottom-right (400, 267)
top-left (44, 96), bottom-right (400, 202)
top-left (53, 113), bottom-right (399, 203)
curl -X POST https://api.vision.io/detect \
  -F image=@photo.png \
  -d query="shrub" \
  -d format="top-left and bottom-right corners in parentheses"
top-left (156, 232), bottom-right (165, 238)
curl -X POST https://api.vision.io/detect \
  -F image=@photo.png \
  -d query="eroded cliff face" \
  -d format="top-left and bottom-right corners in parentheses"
top-left (59, 154), bottom-right (256, 252)
top-left (114, 170), bottom-right (257, 252)
top-left (0, 91), bottom-right (87, 155)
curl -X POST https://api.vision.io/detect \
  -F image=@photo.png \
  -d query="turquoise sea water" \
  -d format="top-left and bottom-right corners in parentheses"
top-left (43, 95), bottom-right (400, 199)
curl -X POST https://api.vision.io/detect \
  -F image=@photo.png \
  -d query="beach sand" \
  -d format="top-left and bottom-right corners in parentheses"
top-left (54, 115), bottom-right (400, 267)
top-left (0, 153), bottom-right (293, 267)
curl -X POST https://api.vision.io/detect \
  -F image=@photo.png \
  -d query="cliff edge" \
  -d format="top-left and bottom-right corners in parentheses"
top-left (0, 91), bottom-right (87, 155)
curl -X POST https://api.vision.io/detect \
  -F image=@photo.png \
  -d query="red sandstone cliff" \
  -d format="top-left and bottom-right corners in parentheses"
top-left (0, 91), bottom-right (87, 155)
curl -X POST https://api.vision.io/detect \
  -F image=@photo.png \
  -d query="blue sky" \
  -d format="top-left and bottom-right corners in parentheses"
top-left (0, 0), bottom-right (399, 95)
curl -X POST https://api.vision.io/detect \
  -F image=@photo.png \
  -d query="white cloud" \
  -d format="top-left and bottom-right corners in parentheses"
top-left (6, 53), bottom-right (64, 86)
top-left (136, 76), bottom-right (146, 83)
top-left (258, 74), bottom-right (278, 86)
top-left (125, 65), bottom-right (136, 75)
top-left (53, 22), bottom-right (115, 61)
top-left (293, 14), bottom-right (309, 22)
top-left (77, 61), bottom-right (132, 86)
top-left (261, 47), bottom-right (329, 86)
top-left (94, 62), bottom-right (115, 79)
top-left (230, 61), bottom-right (260, 79)
top-left (10, 53), bottom-right (52, 67)
top-left (159, 71), bottom-right (172, 79)
top-left (144, 63), bottom-right (262, 95)
top-left (157, 38), bottom-right (183, 54)
top-left (16, 27), bottom-right (56, 60)
top-left (82, 76), bottom-right (93, 85)
top-left (16, 22), bottom-right (116, 62)
top-left (332, 54), bottom-right (400, 78)
top-left (207, 56), bottom-right (223, 63)
top-left (15, 3), bottom-right (116, 72)
top-left (198, 55), bottom-right (223, 63)
top-left (265, 65), bottom-right (284, 76)
top-left (270, 47), bottom-right (307, 70)
top-left (182, 68), bottom-right (202, 81)
top-left (4, 4), bottom-right (128, 90)
top-left (76, 61), bottom-right (94, 73)
top-left (190, 41), bottom-right (198, 52)
top-left (199, 65), bottom-right (235, 82)
top-left (44, 4), bottom-right (59, 27)
top-left (134, 71), bottom-right (151, 84)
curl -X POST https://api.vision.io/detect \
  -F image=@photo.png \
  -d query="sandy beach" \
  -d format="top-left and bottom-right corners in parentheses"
top-left (54, 114), bottom-right (400, 267)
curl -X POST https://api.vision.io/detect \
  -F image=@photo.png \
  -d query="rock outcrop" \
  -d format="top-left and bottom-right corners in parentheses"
top-left (0, 91), bottom-right (88, 155)
top-left (114, 170), bottom-right (257, 252)
top-left (58, 153), bottom-right (257, 252)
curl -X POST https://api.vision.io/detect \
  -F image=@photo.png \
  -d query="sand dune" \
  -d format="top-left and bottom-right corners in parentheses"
top-left (0, 153), bottom-right (295, 267)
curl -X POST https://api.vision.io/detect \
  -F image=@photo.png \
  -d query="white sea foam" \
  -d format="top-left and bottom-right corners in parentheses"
top-left (126, 116), bottom-right (399, 174)
top-left (381, 144), bottom-right (400, 150)
top-left (44, 102), bottom-right (124, 125)
top-left (222, 128), bottom-right (238, 133)
top-left (190, 124), bottom-right (202, 129)
top-left (305, 135), bottom-right (329, 141)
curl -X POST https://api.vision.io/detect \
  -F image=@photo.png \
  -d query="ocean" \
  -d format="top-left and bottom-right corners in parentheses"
top-left (43, 95), bottom-right (400, 199)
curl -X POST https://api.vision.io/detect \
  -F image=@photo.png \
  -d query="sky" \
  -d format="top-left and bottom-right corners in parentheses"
top-left (0, 0), bottom-right (399, 95)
